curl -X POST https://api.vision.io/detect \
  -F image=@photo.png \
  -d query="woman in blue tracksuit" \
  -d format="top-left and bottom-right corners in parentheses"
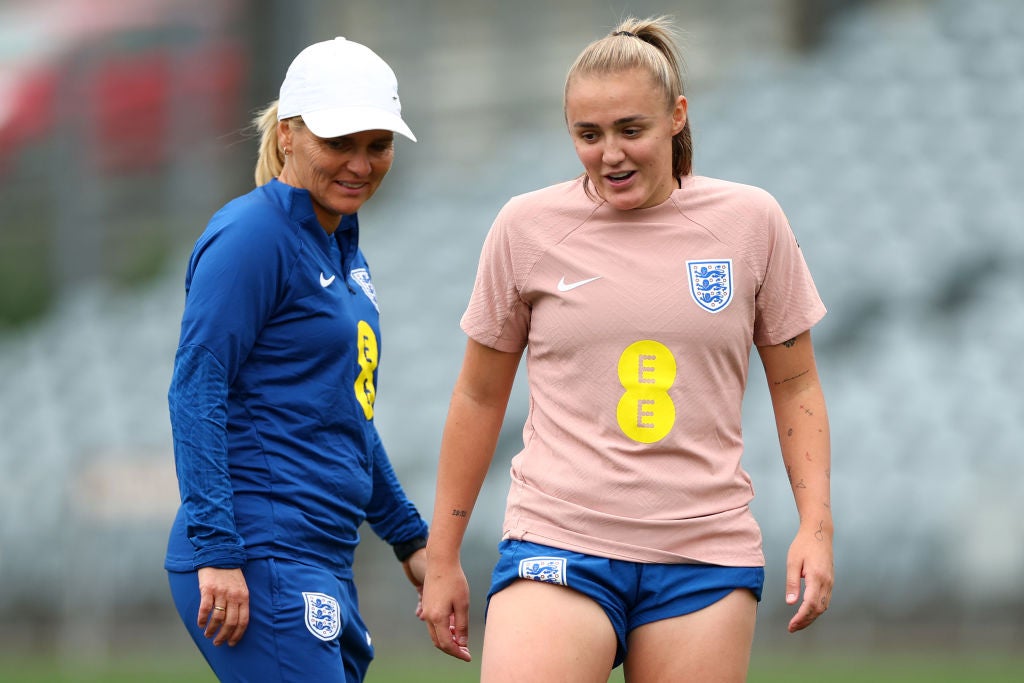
top-left (165, 37), bottom-right (429, 682)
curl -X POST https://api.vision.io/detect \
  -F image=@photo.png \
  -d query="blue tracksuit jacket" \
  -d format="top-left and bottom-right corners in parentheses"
top-left (165, 179), bottom-right (428, 578)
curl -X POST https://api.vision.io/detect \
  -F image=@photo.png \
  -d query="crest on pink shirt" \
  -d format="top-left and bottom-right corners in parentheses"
top-left (518, 556), bottom-right (567, 586)
top-left (686, 259), bottom-right (733, 313)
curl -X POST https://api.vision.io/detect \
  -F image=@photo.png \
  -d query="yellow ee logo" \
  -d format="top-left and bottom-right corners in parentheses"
top-left (616, 340), bottom-right (677, 443)
top-left (354, 320), bottom-right (378, 420)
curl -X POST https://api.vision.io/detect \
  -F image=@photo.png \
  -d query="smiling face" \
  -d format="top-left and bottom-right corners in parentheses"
top-left (566, 68), bottom-right (687, 211)
top-left (277, 120), bottom-right (395, 232)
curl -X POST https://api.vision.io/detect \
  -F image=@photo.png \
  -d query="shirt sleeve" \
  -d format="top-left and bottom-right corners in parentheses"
top-left (752, 198), bottom-right (826, 346)
top-left (363, 425), bottom-right (429, 545)
top-left (460, 205), bottom-right (532, 353)
top-left (168, 210), bottom-right (293, 568)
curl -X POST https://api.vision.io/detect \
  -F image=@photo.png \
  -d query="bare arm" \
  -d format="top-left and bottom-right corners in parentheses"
top-left (421, 338), bottom-right (521, 661)
top-left (757, 330), bottom-right (833, 633)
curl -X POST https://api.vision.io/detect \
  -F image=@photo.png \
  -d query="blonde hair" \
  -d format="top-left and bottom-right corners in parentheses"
top-left (252, 102), bottom-right (308, 187)
top-left (565, 16), bottom-right (693, 180)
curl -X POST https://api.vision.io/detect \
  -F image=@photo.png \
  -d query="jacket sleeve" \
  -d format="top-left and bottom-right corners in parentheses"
top-left (168, 344), bottom-right (246, 568)
top-left (168, 207), bottom-right (290, 568)
top-left (363, 425), bottom-right (429, 547)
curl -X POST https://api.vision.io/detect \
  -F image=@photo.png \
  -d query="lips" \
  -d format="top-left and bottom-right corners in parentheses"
top-left (605, 170), bottom-right (635, 186)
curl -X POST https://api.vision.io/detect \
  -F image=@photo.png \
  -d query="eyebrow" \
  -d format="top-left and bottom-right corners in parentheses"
top-left (572, 115), bottom-right (651, 129)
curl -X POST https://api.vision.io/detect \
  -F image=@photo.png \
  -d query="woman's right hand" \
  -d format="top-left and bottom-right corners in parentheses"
top-left (420, 559), bottom-right (473, 662)
top-left (197, 566), bottom-right (250, 647)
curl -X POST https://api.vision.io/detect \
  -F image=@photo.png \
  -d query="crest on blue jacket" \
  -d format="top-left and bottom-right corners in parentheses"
top-left (686, 259), bottom-right (733, 313)
top-left (303, 591), bottom-right (341, 641)
top-left (350, 268), bottom-right (379, 312)
top-left (518, 556), bottom-right (567, 586)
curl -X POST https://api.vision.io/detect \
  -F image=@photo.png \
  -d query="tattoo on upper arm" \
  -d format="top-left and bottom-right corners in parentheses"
top-left (772, 369), bottom-right (810, 386)
top-left (782, 337), bottom-right (797, 348)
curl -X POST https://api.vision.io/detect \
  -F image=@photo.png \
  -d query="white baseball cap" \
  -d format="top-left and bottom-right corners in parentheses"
top-left (278, 37), bottom-right (416, 142)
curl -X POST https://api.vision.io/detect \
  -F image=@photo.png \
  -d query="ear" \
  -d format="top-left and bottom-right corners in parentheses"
top-left (671, 95), bottom-right (688, 135)
top-left (277, 119), bottom-right (293, 155)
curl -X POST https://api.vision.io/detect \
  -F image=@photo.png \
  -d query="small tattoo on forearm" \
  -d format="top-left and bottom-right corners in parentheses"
top-left (800, 404), bottom-right (814, 416)
top-left (451, 509), bottom-right (467, 518)
top-left (794, 478), bottom-right (807, 489)
top-left (804, 451), bottom-right (813, 462)
top-left (815, 520), bottom-right (824, 541)
top-left (787, 428), bottom-right (793, 437)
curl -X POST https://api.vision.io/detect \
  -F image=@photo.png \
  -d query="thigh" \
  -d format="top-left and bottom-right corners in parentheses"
top-left (623, 589), bottom-right (757, 683)
top-left (482, 579), bottom-right (617, 683)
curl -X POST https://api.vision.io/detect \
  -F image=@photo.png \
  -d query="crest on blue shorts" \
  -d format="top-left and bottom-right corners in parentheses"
top-left (518, 556), bottom-right (567, 586)
top-left (686, 259), bottom-right (733, 313)
top-left (303, 591), bottom-right (340, 641)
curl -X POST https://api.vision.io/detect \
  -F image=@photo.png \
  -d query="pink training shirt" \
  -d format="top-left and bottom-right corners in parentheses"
top-left (462, 175), bottom-right (826, 566)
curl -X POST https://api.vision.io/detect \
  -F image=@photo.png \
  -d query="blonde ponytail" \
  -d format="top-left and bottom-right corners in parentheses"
top-left (253, 101), bottom-right (284, 187)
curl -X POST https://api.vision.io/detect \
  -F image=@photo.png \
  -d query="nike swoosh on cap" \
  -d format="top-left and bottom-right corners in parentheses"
top-left (320, 272), bottom-right (336, 288)
top-left (557, 276), bottom-right (602, 292)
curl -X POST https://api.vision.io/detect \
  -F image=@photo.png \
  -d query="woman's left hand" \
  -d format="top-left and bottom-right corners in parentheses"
top-left (785, 522), bottom-right (834, 632)
top-left (401, 548), bottom-right (428, 619)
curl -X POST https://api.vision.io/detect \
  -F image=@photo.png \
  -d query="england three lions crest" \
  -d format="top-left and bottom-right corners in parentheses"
top-left (686, 259), bottom-right (733, 313)
top-left (518, 556), bottom-right (567, 586)
top-left (303, 591), bottom-right (340, 641)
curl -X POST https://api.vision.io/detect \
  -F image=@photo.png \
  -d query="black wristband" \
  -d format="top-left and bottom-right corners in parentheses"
top-left (392, 536), bottom-right (428, 563)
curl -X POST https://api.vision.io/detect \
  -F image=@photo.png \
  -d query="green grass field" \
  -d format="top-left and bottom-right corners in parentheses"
top-left (2, 650), bottom-right (1022, 682)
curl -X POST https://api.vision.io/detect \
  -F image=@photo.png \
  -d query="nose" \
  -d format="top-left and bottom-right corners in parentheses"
top-left (346, 148), bottom-right (372, 176)
top-left (601, 139), bottom-right (625, 166)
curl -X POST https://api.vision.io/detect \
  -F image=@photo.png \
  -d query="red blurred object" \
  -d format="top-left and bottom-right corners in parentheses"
top-left (0, 0), bottom-right (247, 174)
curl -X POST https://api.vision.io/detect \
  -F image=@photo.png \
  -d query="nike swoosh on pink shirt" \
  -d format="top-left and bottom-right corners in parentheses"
top-left (557, 276), bottom-right (602, 292)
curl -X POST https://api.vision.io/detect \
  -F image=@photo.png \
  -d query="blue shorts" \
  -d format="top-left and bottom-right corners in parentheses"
top-left (168, 558), bottom-right (374, 682)
top-left (487, 540), bottom-right (764, 667)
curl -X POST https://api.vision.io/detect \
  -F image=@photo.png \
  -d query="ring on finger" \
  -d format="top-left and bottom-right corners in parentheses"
top-left (213, 606), bottom-right (226, 612)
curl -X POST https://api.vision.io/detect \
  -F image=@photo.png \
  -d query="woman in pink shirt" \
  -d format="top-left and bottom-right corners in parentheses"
top-left (421, 15), bottom-right (833, 682)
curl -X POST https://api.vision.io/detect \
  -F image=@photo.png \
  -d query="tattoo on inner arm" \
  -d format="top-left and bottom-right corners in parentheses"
top-left (786, 467), bottom-right (807, 489)
top-left (782, 338), bottom-right (797, 348)
top-left (772, 369), bottom-right (809, 385)
top-left (451, 509), bottom-right (467, 518)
